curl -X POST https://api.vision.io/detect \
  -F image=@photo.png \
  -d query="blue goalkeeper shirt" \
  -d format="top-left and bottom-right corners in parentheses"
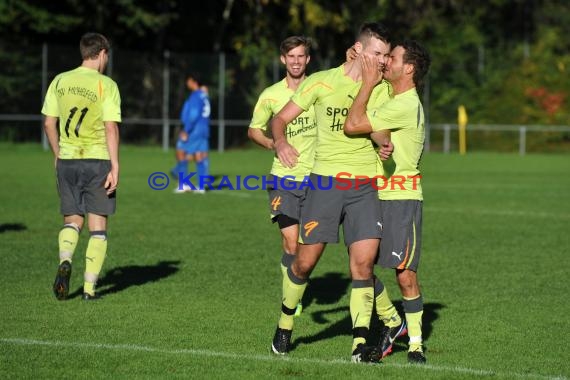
top-left (180, 89), bottom-right (210, 139)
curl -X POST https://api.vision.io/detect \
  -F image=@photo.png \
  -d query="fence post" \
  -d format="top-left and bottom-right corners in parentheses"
top-left (443, 124), bottom-right (451, 153)
top-left (519, 126), bottom-right (527, 156)
top-left (41, 43), bottom-right (48, 151)
top-left (423, 76), bottom-right (430, 153)
top-left (162, 50), bottom-right (170, 153)
top-left (217, 52), bottom-right (226, 153)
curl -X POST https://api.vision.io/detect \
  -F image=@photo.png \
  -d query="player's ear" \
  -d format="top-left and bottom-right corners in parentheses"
top-left (354, 42), bottom-right (363, 54)
top-left (280, 55), bottom-right (286, 65)
top-left (306, 55), bottom-right (311, 64)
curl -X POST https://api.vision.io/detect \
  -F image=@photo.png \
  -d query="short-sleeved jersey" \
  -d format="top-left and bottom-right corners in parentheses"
top-left (41, 66), bottom-right (121, 160)
top-left (181, 89), bottom-right (210, 139)
top-left (292, 64), bottom-right (392, 178)
top-left (368, 88), bottom-right (425, 200)
top-left (249, 78), bottom-right (317, 181)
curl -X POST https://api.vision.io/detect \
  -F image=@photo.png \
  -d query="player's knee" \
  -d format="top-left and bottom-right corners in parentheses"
top-left (291, 260), bottom-right (312, 279)
top-left (396, 269), bottom-right (417, 290)
top-left (284, 241), bottom-right (298, 255)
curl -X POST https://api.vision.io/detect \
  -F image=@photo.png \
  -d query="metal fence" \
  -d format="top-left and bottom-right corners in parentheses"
top-left (1, 42), bottom-right (569, 154)
top-left (0, 42), bottom-right (335, 152)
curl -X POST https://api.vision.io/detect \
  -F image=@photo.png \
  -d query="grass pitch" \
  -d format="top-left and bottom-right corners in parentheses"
top-left (0, 143), bottom-right (568, 379)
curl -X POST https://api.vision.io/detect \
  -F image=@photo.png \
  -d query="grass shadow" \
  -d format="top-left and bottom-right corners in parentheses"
top-left (67, 260), bottom-right (181, 299)
top-left (0, 223), bottom-right (27, 233)
top-left (292, 298), bottom-right (444, 353)
top-left (301, 272), bottom-right (351, 312)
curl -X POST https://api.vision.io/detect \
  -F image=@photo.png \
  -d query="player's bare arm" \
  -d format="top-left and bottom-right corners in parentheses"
top-left (371, 130), bottom-right (394, 161)
top-left (104, 121), bottom-right (120, 195)
top-left (344, 54), bottom-right (382, 135)
top-left (270, 100), bottom-right (302, 168)
top-left (43, 116), bottom-right (60, 167)
top-left (247, 127), bottom-right (274, 150)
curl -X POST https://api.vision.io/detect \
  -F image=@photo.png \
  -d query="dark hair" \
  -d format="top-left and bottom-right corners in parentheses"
top-left (400, 39), bottom-right (431, 88)
top-left (186, 73), bottom-right (202, 86)
top-left (280, 36), bottom-right (312, 56)
top-left (80, 33), bottom-right (110, 60)
top-left (357, 22), bottom-right (391, 45)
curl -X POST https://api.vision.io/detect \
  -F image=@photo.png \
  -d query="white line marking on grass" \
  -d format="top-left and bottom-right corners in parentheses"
top-left (208, 190), bottom-right (265, 199)
top-left (1, 338), bottom-right (565, 380)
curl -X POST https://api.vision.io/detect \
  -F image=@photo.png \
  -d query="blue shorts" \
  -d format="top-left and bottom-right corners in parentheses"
top-left (176, 138), bottom-right (209, 154)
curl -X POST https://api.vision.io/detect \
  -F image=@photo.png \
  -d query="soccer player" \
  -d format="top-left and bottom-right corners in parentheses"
top-left (248, 36), bottom-right (316, 316)
top-left (270, 22), bottom-right (400, 363)
top-left (173, 73), bottom-right (211, 193)
top-left (42, 32), bottom-right (121, 301)
top-left (344, 39), bottom-right (432, 364)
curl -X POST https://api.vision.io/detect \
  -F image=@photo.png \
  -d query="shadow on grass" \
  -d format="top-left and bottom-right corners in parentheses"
top-left (67, 260), bottom-right (181, 299)
top-left (291, 299), bottom-right (444, 353)
top-left (302, 272), bottom-right (351, 311)
top-left (0, 223), bottom-right (27, 233)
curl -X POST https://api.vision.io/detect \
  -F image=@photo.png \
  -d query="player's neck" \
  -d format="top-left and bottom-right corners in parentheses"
top-left (286, 75), bottom-right (305, 91)
top-left (343, 61), bottom-right (361, 82)
top-left (81, 59), bottom-right (102, 73)
top-left (391, 79), bottom-right (415, 95)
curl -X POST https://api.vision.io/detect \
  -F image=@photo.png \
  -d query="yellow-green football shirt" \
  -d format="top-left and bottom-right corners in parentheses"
top-left (41, 66), bottom-right (122, 160)
top-left (292, 64), bottom-right (392, 178)
top-left (368, 88), bottom-right (425, 200)
top-left (249, 78), bottom-right (316, 181)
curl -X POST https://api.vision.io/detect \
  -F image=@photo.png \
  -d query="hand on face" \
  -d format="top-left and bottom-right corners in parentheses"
top-left (359, 53), bottom-right (384, 87)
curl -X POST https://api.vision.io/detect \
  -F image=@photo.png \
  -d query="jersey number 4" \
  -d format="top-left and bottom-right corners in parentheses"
top-left (64, 107), bottom-right (88, 137)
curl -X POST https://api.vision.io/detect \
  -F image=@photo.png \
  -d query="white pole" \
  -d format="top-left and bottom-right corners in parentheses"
top-left (519, 126), bottom-right (527, 156)
top-left (162, 50), bottom-right (170, 153)
top-left (217, 53), bottom-right (226, 153)
top-left (41, 43), bottom-right (48, 151)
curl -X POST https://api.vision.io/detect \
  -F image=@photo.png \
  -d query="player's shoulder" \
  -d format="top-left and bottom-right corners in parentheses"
top-left (305, 66), bottom-right (339, 82)
top-left (99, 73), bottom-right (119, 88)
top-left (262, 78), bottom-right (289, 96)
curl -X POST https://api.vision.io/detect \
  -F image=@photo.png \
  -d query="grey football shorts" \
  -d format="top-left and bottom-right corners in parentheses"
top-left (377, 200), bottom-right (422, 271)
top-left (266, 175), bottom-right (306, 222)
top-left (56, 159), bottom-right (116, 216)
top-left (299, 174), bottom-right (381, 247)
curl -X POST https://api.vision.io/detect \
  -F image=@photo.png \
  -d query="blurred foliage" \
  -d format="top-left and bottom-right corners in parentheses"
top-left (0, 0), bottom-right (568, 125)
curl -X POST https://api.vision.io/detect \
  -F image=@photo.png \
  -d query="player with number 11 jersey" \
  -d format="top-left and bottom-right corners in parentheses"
top-left (42, 66), bottom-right (121, 159)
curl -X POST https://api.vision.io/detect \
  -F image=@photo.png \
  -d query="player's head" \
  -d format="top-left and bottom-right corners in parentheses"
top-left (80, 33), bottom-right (110, 73)
top-left (354, 22), bottom-right (391, 69)
top-left (384, 39), bottom-right (431, 89)
top-left (280, 36), bottom-right (312, 80)
top-left (186, 73), bottom-right (202, 91)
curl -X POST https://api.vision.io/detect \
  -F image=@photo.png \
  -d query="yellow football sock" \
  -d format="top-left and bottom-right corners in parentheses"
top-left (58, 224), bottom-right (80, 263)
top-left (350, 279), bottom-right (374, 351)
top-left (403, 295), bottom-right (423, 351)
top-left (278, 268), bottom-right (307, 330)
top-left (84, 232), bottom-right (107, 295)
top-left (374, 278), bottom-right (402, 328)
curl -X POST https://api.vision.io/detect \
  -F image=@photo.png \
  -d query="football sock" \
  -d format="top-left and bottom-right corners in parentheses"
top-left (58, 223), bottom-right (80, 263)
top-left (374, 276), bottom-right (402, 328)
top-left (403, 295), bottom-right (423, 351)
top-left (280, 252), bottom-right (294, 278)
top-left (278, 267), bottom-right (307, 330)
top-left (84, 231), bottom-right (107, 295)
top-left (196, 158), bottom-right (209, 190)
top-left (179, 160), bottom-right (189, 177)
top-left (350, 278), bottom-right (374, 351)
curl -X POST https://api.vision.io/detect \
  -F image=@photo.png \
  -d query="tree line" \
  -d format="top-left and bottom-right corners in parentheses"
top-left (1, 0), bottom-right (568, 125)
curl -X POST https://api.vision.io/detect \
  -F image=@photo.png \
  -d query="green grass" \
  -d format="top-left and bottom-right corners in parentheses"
top-left (0, 143), bottom-right (568, 379)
